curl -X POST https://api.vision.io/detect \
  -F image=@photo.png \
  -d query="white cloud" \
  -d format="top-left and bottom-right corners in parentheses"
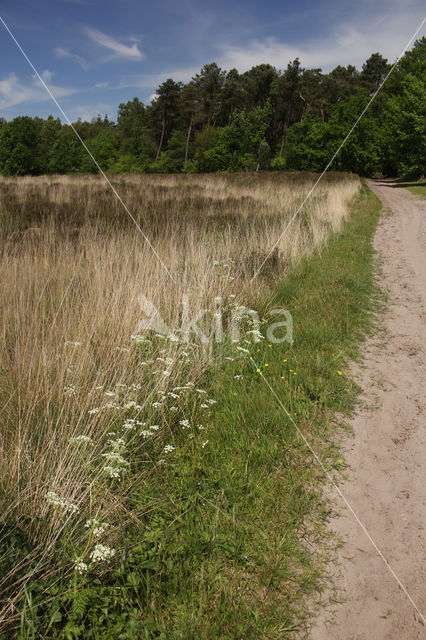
top-left (0, 73), bottom-right (76, 109)
top-left (68, 102), bottom-right (114, 122)
top-left (217, 11), bottom-right (426, 72)
top-left (40, 70), bottom-right (55, 83)
top-left (94, 81), bottom-right (110, 88)
top-left (121, 65), bottom-right (200, 91)
top-left (84, 27), bottom-right (144, 61)
top-left (54, 47), bottom-right (89, 70)
top-left (119, 8), bottom-right (425, 97)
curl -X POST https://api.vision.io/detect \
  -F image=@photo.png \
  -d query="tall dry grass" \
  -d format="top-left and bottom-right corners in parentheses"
top-left (0, 171), bottom-right (360, 624)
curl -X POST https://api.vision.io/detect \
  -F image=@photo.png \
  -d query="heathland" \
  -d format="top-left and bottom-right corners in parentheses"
top-left (0, 172), bottom-right (381, 638)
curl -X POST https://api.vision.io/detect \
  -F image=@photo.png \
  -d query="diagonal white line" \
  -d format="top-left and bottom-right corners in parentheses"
top-left (0, 15), bottom-right (176, 283)
top-left (251, 16), bottom-right (426, 282)
top-left (250, 357), bottom-right (426, 624)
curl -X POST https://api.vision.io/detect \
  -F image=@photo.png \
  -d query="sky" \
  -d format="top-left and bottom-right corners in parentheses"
top-left (0, 0), bottom-right (425, 122)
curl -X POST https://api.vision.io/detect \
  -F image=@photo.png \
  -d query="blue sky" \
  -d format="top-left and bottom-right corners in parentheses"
top-left (1, 0), bottom-right (425, 122)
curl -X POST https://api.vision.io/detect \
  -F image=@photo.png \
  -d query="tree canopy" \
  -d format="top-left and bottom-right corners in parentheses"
top-left (0, 39), bottom-right (424, 178)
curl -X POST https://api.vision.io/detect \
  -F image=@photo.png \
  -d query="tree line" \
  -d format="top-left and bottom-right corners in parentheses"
top-left (0, 38), bottom-right (424, 178)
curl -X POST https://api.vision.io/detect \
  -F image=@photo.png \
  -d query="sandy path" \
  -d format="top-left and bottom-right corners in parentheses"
top-left (311, 181), bottom-right (426, 639)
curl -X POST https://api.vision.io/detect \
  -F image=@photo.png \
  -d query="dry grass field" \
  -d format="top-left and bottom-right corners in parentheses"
top-left (0, 171), bottom-right (365, 637)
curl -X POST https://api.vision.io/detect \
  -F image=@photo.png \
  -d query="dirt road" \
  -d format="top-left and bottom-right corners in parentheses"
top-left (311, 181), bottom-right (426, 639)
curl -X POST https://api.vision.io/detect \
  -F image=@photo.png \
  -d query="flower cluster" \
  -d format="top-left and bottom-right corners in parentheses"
top-left (75, 560), bottom-right (88, 574)
top-left (102, 437), bottom-right (129, 480)
top-left (46, 491), bottom-right (79, 514)
top-left (163, 444), bottom-right (175, 453)
top-left (85, 518), bottom-right (110, 539)
top-left (64, 385), bottom-right (77, 397)
top-left (89, 543), bottom-right (116, 564)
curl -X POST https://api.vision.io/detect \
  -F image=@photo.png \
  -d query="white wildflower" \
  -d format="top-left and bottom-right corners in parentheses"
top-left (236, 346), bottom-right (250, 354)
top-left (64, 385), bottom-right (76, 396)
top-left (90, 544), bottom-right (116, 564)
top-left (163, 444), bottom-right (175, 453)
top-left (179, 419), bottom-right (190, 429)
top-left (103, 401), bottom-right (121, 409)
top-left (88, 408), bottom-right (100, 415)
top-left (201, 440), bottom-right (209, 448)
top-left (149, 424), bottom-right (160, 431)
top-left (152, 401), bottom-right (162, 408)
top-left (140, 430), bottom-right (152, 438)
top-left (200, 403), bottom-right (209, 409)
top-left (75, 560), bottom-right (88, 574)
top-left (85, 518), bottom-right (110, 538)
top-left (169, 406), bottom-right (178, 411)
top-left (107, 438), bottom-right (125, 452)
top-left (103, 466), bottom-right (122, 479)
top-left (46, 491), bottom-right (79, 513)
top-left (196, 389), bottom-right (207, 394)
top-left (234, 374), bottom-right (243, 379)
top-left (102, 452), bottom-right (129, 466)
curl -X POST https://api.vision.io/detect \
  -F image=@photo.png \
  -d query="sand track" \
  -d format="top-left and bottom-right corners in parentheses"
top-left (311, 181), bottom-right (426, 639)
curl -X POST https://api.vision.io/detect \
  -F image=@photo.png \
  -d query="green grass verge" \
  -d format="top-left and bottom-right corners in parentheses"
top-left (12, 185), bottom-right (382, 640)
top-left (392, 178), bottom-right (426, 198)
top-left (405, 184), bottom-right (426, 197)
